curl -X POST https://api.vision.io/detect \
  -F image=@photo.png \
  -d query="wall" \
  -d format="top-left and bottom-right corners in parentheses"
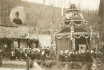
top-left (20, 39), bottom-right (28, 48)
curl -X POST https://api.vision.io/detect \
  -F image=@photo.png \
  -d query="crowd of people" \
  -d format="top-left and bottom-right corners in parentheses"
top-left (59, 49), bottom-right (103, 63)
top-left (4, 46), bottom-right (56, 61)
top-left (1, 44), bottom-right (103, 62)
top-left (0, 43), bottom-right (104, 69)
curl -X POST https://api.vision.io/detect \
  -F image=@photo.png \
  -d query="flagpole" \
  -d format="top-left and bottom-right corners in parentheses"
top-left (61, 0), bottom-right (64, 16)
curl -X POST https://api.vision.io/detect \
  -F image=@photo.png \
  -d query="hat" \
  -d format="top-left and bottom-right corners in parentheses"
top-left (15, 11), bottom-right (19, 15)
top-left (70, 4), bottom-right (77, 9)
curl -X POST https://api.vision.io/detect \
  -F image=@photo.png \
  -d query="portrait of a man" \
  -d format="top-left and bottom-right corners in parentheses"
top-left (13, 12), bottom-right (22, 25)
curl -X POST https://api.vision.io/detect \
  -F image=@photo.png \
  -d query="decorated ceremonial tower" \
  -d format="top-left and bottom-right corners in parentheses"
top-left (56, 4), bottom-right (99, 52)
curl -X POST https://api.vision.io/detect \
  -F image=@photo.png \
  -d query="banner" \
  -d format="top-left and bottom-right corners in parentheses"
top-left (10, 6), bottom-right (26, 25)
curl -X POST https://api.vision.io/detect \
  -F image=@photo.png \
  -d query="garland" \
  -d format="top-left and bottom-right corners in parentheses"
top-left (82, 35), bottom-right (90, 38)
top-left (57, 34), bottom-right (90, 39)
top-left (74, 35), bottom-right (81, 39)
top-left (74, 35), bottom-right (90, 39)
top-left (67, 35), bottom-right (70, 38)
top-left (56, 31), bottom-right (98, 40)
top-left (56, 35), bottom-right (63, 39)
top-left (56, 35), bottom-right (70, 39)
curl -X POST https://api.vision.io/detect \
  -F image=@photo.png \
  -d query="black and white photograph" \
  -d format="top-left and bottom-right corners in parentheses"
top-left (0, 0), bottom-right (104, 70)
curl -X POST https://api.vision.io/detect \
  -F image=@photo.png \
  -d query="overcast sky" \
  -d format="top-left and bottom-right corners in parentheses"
top-left (22, 0), bottom-right (100, 10)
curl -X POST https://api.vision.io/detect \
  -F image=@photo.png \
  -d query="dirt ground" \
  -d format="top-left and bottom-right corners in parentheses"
top-left (0, 60), bottom-right (104, 70)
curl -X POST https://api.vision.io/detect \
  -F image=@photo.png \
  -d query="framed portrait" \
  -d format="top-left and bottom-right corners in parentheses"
top-left (10, 6), bottom-right (26, 25)
top-left (79, 44), bottom-right (86, 51)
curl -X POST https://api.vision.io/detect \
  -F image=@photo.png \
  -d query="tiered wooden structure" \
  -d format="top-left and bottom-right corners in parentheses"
top-left (56, 4), bottom-right (99, 52)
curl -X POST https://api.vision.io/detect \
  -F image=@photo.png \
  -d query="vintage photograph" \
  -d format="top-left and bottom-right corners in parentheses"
top-left (13, 11), bottom-right (22, 24)
top-left (0, 0), bottom-right (103, 70)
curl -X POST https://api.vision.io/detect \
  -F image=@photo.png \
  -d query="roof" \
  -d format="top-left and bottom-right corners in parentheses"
top-left (0, 26), bottom-right (34, 39)
top-left (59, 28), bottom-right (71, 33)
top-left (58, 27), bottom-right (90, 34)
top-left (0, 26), bottom-right (52, 40)
top-left (63, 20), bottom-right (83, 25)
top-left (74, 21), bottom-right (83, 24)
top-left (74, 27), bottom-right (88, 32)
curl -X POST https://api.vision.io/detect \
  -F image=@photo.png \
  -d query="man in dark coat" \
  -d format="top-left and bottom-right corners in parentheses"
top-left (13, 12), bottom-right (22, 25)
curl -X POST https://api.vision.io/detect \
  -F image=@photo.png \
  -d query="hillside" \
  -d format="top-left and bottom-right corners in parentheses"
top-left (0, 0), bottom-right (103, 40)
top-left (0, 0), bottom-right (99, 28)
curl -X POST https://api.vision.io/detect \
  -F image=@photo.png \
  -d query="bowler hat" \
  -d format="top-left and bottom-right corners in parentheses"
top-left (15, 11), bottom-right (19, 15)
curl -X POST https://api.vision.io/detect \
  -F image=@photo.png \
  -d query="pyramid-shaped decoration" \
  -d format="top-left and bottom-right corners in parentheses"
top-left (59, 4), bottom-right (90, 34)
top-left (62, 4), bottom-right (86, 27)
top-left (56, 4), bottom-right (98, 52)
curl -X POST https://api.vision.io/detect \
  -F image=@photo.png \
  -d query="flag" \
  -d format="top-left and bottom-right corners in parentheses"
top-left (98, 0), bottom-right (104, 19)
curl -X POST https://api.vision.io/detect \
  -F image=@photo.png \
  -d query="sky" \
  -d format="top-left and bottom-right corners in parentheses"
top-left (22, 0), bottom-right (100, 10)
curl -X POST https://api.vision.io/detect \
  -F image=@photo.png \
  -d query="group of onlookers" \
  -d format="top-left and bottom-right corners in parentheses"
top-left (59, 49), bottom-right (102, 63)
top-left (9, 46), bottom-right (56, 61)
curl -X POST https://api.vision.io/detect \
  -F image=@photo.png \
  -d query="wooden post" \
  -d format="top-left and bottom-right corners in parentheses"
top-left (57, 51), bottom-right (59, 62)
top-left (0, 55), bottom-right (2, 66)
top-left (26, 58), bottom-right (29, 70)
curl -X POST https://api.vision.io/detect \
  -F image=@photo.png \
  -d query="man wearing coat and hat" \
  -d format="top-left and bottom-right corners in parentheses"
top-left (13, 11), bottom-right (22, 25)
